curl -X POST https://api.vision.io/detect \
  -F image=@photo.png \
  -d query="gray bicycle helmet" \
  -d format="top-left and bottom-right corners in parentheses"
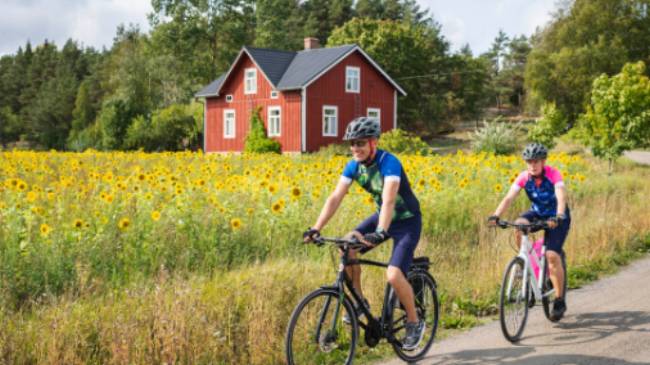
top-left (522, 142), bottom-right (548, 160)
top-left (343, 117), bottom-right (381, 141)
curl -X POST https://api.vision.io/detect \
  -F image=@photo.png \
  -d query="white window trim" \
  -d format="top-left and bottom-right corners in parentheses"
top-left (270, 90), bottom-right (279, 99)
top-left (367, 107), bottom-right (381, 126)
top-left (244, 68), bottom-right (257, 94)
top-left (345, 66), bottom-right (360, 93)
top-left (268, 106), bottom-right (281, 137)
top-left (322, 105), bottom-right (338, 137)
top-left (225, 94), bottom-right (233, 103)
top-left (223, 109), bottom-right (235, 139)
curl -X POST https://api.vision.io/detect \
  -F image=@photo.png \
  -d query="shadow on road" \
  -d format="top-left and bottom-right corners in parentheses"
top-left (521, 311), bottom-right (650, 347)
top-left (416, 349), bottom-right (650, 365)
top-left (411, 311), bottom-right (650, 365)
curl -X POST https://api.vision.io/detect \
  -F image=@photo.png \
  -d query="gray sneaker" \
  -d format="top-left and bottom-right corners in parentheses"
top-left (342, 299), bottom-right (369, 325)
top-left (402, 320), bottom-right (425, 350)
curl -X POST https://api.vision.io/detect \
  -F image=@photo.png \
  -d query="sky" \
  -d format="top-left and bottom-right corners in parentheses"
top-left (0, 0), bottom-right (559, 57)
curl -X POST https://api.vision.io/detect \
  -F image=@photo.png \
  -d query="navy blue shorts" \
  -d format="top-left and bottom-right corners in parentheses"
top-left (519, 209), bottom-right (571, 254)
top-left (354, 213), bottom-right (422, 275)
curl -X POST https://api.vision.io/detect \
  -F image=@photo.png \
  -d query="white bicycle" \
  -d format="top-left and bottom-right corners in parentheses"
top-left (495, 220), bottom-right (567, 342)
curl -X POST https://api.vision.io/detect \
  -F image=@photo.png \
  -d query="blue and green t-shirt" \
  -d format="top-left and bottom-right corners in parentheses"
top-left (341, 149), bottom-right (421, 221)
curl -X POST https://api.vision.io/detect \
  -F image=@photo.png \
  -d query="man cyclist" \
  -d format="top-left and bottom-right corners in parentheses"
top-left (303, 117), bottom-right (425, 350)
top-left (488, 142), bottom-right (571, 321)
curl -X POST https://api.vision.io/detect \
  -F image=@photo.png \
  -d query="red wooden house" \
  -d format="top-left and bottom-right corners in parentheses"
top-left (195, 38), bottom-right (406, 153)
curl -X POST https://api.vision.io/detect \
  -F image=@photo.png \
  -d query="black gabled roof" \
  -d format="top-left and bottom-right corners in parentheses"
top-left (276, 45), bottom-right (356, 90)
top-left (195, 73), bottom-right (226, 97)
top-left (245, 46), bottom-right (296, 86)
top-left (195, 44), bottom-right (406, 97)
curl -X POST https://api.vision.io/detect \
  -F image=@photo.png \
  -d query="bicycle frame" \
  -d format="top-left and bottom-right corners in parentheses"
top-left (505, 230), bottom-right (555, 303)
top-left (317, 241), bottom-right (403, 346)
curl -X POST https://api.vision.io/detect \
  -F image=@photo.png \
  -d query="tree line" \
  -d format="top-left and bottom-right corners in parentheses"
top-left (0, 0), bottom-right (648, 151)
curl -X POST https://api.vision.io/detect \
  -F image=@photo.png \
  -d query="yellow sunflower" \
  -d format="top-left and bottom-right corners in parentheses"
top-left (40, 223), bottom-right (51, 237)
top-left (118, 218), bottom-right (130, 230)
top-left (230, 218), bottom-right (243, 230)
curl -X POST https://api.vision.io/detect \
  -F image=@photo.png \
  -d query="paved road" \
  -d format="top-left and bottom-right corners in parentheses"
top-left (377, 255), bottom-right (650, 365)
top-left (624, 151), bottom-right (650, 165)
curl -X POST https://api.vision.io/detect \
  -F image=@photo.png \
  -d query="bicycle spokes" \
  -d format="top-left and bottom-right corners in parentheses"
top-left (286, 290), bottom-right (356, 365)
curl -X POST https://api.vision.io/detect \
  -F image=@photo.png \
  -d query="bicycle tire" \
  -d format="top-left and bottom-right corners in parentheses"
top-left (542, 251), bottom-right (567, 321)
top-left (499, 257), bottom-right (529, 342)
top-left (285, 288), bottom-right (358, 365)
top-left (388, 271), bottom-right (439, 362)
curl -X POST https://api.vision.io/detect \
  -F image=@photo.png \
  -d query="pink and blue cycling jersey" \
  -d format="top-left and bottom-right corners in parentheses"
top-left (512, 165), bottom-right (565, 218)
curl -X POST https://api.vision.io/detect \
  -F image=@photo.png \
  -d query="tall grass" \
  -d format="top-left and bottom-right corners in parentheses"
top-left (0, 150), bottom-right (648, 363)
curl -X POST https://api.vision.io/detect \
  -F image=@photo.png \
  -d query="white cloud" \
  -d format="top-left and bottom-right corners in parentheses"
top-left (0, 0), bottom-right (151, 55)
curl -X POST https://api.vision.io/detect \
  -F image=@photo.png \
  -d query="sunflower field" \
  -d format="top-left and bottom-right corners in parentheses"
top-left (0, 149), bottom-right (648, 364)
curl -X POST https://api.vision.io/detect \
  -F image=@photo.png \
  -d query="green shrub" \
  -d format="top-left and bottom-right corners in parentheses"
top-left (316, 142), bottom-right (349, 156)
top-left (125, 103), bottom-right (200, 151)
top-left (527, 102), bottom-right (567, 149)
top-left (378, 128), bottom-right (430, 155)
top-left (244, 107), bottom-right (281, 154)
top-left (470, 117), bottom-right (519, 155)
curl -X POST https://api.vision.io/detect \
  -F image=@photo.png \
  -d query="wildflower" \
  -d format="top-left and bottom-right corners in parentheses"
top-left (271, 201), bottom-right (283, 214)
top-left (118, 218), bottom-right (130, 230)
top-left (291, 187), bottom-right (301, 198)
top-left (40, 223), bottom-right (51, 237)
top-left (230, 218), bottom-right (242, 230)
top-left (26, 191), bottom-right (38, 203)
top-left (73, 219), bottom-right (84, 229)
top-left (494, 183), bottom-right (503, 193)
top-left (151, 210), bottom-right (161, 221)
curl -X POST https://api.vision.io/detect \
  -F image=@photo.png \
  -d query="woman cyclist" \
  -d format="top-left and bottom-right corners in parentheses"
top-left (488, 142), bottom-right (571, 321)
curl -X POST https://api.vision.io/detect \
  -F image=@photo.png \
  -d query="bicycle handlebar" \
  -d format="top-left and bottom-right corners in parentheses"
top-left (495, 220), bottom-right (549, 231)
top-left (311, 236), bottom-right (367, 250)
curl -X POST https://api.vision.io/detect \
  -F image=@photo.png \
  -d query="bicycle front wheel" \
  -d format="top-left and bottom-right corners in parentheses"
top-left (285, 289), bottom-right (358, 365)
top-left (389, 271), bottom-right (439, 362)
top-left (499, 257), bottom-right (529, 342)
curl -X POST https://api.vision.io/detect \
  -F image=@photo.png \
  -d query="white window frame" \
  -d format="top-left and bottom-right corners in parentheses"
top-left (244, 68), bottom-right (257, 94)
top-left (225, 94), bottom-right (233, 103)
top-left (367, 108), bottom-right (381, 126)
top-left (345, 66), bottom-right (360, 93)
top-left (223, 109), bottom-right (236, 139)
top-left (268, 106), bottom-right (281, 137)
top-left (322, 105), bottom-right (338, 137)
top-left (270, 90), bottom-right (279, 99)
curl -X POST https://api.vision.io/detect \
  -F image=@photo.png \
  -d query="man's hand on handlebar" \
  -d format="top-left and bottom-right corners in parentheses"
top-left (302, 227), bottom-right (321, 243)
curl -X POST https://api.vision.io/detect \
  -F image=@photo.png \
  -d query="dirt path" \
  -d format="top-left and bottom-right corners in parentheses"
top-left (376, 255), bottom-right (650, 365)
top-left (624, 151), bottom-right (650, 165)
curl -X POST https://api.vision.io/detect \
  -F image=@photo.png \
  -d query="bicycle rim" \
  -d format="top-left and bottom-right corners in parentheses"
top-left (285, 289), bottom-right (357, 365)
top-left (390, 272), bottom-right (439, 362)
top-left (499, 257), bottom-right (529, 342)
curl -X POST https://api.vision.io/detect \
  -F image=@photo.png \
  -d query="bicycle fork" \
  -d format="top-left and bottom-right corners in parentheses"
top-left (314, 268), bottom-right (347, 345)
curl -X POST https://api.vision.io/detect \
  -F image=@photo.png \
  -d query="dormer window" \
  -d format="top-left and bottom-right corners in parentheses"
top-left (244, 68), bottom-right (257, 94)
top-left (346, 66), bottom-right (360, 93)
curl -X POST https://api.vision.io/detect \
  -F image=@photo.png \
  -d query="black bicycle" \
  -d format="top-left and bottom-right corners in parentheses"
top-left (285, 236), bottom-right (439, 365)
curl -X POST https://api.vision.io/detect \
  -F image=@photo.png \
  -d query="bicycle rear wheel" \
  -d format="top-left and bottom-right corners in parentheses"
top-left (542, 251), bottom-right (567, 321)
top-left (285, 289), bottom-right (358, 365)
top-left (499, 257), bottom-right (529, 342)
top-left (388, 271), bottom-right (439, 362)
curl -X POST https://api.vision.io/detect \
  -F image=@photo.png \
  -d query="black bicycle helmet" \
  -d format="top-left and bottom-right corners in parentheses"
top-left (522, 142), bottom-right (548, 160)
top-left (343, 117), bottom-right (381, 141)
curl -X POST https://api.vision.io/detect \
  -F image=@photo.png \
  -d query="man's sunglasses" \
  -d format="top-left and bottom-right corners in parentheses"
top-left (349, 140), bottom-right (368, 147)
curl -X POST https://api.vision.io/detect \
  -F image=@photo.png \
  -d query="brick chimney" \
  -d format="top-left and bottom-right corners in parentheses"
top-left (304, 37), bottom-right (320, 50)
